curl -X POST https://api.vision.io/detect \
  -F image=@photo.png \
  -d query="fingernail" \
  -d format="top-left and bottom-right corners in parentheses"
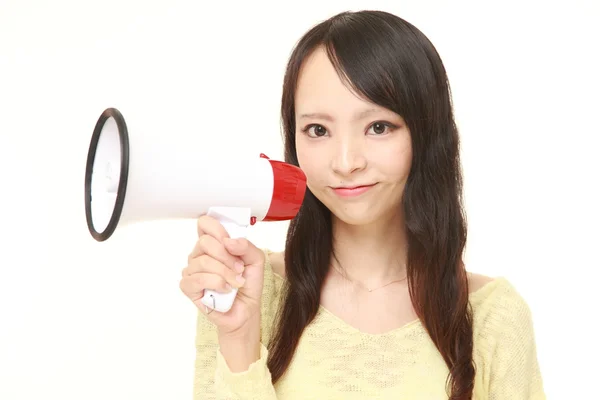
top-left (234, 261), bottom-right (244, 273)
top-left (236, 274), bottom-right (245, 286)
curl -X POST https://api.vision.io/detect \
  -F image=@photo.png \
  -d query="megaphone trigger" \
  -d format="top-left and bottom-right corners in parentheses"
top-left (205, 206), bottom-right (252, 239)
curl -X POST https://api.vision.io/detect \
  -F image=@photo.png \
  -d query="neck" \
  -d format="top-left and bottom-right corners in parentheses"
top-left (330, 211), bottom-right (408, 288)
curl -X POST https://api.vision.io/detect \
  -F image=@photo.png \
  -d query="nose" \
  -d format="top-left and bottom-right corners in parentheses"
top-left (330, 136), bottom-right (367, 176)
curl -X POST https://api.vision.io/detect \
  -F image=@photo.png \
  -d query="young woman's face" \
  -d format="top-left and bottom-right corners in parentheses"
top-left (294, 46), bottom-right (413, 226)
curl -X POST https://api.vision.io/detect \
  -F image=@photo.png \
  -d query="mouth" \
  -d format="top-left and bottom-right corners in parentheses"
top-left (331, 183), bottom-right (377, 197)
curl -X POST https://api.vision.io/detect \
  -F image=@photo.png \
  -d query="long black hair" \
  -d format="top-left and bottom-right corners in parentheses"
top-left (268, 10), bottom-right (474, 399)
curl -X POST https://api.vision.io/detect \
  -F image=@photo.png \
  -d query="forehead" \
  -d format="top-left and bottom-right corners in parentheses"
top-left (295, 46), bottom-right (367, 112)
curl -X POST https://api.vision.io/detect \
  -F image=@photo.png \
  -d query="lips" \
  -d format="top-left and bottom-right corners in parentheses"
top-left (336, 185), bottom-right (370, 190)
top-left (333, 183), bottom-right (375, 190)
top-left (331, 183), bottom-right (377, 197)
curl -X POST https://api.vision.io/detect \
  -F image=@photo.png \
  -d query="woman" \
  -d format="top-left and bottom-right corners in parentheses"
top-left (180, 10), bottom-right (545, 400)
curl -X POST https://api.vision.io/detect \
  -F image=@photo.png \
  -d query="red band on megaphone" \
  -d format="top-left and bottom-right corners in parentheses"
top-left (264, 160), bottom-right (307, 221)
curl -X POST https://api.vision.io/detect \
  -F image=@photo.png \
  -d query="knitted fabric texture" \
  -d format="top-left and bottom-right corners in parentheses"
top-left (193, 250), bottom-right (545, 399)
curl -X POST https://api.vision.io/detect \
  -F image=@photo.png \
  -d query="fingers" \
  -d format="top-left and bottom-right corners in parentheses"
top-left (197, 215), bottom-right (230, 242)
top-left (180, 272), bottom-right (233, 298)
top-left (223, 237), bottom-right (264, 267)
top-left (187, 233), bottom-right (244, 272)
top-left (181, 214), bottom-right (256, 309)
top-left (183, 254), bottom-right (245, 289)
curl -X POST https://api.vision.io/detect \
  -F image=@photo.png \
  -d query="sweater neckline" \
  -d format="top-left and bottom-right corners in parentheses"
top-left (266, 250), bottom-right (506, 337)
top-left (315, 277), bottom-right (506, 338)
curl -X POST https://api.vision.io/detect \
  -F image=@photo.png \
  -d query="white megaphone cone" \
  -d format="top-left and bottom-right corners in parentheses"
top-left (84, 107), bottom-right (307, 313)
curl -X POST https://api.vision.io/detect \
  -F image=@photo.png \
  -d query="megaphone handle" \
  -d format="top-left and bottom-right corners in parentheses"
top-left (199, 207), bottom-right (251, 313)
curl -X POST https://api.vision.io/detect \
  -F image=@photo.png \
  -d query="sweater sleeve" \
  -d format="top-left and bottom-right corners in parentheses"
top-left (475, 279), bottom-right (546, 400)
top-left (192, 249), bottom-right (282, 400)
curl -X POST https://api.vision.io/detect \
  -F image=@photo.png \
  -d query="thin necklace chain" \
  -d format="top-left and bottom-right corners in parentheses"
top-left (332, 262), bottom-right (407, 292)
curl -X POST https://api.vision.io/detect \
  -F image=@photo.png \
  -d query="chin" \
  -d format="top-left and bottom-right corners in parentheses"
top-left (327, 201), bottom-right (390, 227)
top-left (333, 214), bottom-right (380, 227)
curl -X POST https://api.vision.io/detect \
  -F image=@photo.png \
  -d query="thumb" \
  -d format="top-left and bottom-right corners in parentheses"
top-left (223, 237), bottom-right (264, 267)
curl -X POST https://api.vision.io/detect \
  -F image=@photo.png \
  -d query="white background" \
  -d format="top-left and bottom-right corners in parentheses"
top-left (1, 0), bottom-right (598, 399)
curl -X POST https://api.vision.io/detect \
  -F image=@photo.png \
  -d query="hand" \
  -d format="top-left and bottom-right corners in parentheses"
top-left (180, 215), bottom-right (266, 337)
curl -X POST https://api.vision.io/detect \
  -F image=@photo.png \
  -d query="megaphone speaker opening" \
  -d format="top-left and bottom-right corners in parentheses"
top-left (84, 107), bottom-right (130, 242)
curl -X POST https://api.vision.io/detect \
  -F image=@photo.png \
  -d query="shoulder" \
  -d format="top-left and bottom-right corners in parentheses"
top-left (469, 274), bottom-right (533, 322)
top-left (265, 250), bottom-right (286, 279)
top-left (259, 249), bottom-right (285, 296)
top-left (465, 272), bottom-right (534, 333)
top-left (468, 272), bottom-right (496, 293)
top-left (467, 276), bottom-right (546, 397)
top-left (256, 249), bottom-right (286, 341)
top-left (468, 274), bottom-right (538, 351)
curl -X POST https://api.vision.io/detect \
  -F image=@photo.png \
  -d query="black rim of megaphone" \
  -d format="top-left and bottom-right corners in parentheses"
top-left (84, 107), bottom-right (130, 242)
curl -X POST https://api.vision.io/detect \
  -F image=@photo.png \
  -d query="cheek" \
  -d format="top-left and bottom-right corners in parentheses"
top-left (379, 141), bottom-right (412, 180)
top-left (296, 140), bottom-right (328, 187)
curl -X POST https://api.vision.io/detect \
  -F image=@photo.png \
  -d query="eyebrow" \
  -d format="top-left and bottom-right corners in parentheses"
top-left (298, 108), bottom-right (380, 122)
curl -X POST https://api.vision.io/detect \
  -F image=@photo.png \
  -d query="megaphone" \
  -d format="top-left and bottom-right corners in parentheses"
top-left (84, 107), bottom-right (307, 313)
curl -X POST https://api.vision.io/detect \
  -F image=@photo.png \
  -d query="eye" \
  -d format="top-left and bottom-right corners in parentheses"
top-left (302, 124), bottom-right (328, 138)
top-left (367, 121), bottom-right (395, 135)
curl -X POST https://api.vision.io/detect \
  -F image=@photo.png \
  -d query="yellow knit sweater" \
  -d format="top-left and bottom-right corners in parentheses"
top-left (193, 250), bottom-right (546, 399)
